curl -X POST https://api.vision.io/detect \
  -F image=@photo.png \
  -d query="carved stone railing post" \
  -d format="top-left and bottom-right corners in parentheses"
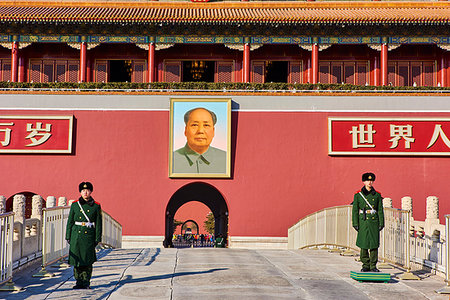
top-left (0, 195), bottom-right (6, 214)
top-left (31, 195), bottom-right (43, 251)
top-left (427, 196), bottom-right (439, 220)
top-left (46, 196), bottom-right (56, 208)
top-left (383, 197), bottom-right (392, 208)
top-left (58, 197), bottom-right (67, 207)
top-left (13, 194), bottom-right (25, 258)
top-left (31, 195), bottom-right (43, 221)
top-left (13, 194), bottom-right (25, 225)
top-left (401, 196), bottom-right (413, 219)
top-left (425, 196), bottom-right (440, 236)
top-left (401, 196), bottom-right (413, 213)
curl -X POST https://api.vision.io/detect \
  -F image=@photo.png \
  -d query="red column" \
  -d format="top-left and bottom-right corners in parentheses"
top-left (381, 43), bottom-right (388, 86)
top-left (311, 43), bottom-right (318, 84)
top-left (18, 56), bottom-right (25, 82)
top-left (148, 43), bottom-right (155, 83)
top-left (80, 42), bottom-right (87, 82)
top-left (243, 43), bottom-right (250, 83)
top-left (373, 55), bottom-right (380, 86)
top-left (440, 54), bottom-right (447, 87)
top-left (11, 41), bottom-right (19, 82)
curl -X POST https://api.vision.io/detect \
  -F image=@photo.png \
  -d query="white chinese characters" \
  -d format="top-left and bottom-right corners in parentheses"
top-left (347, 122), bottom-right (450, 150)
top-left (0, 122), bottom-right (14, 147)
top-left (389, 124), bottom-right (415, 149)
top-left (427, 124), bottom-right (450, 149)
top-left (349, 124), bottom-right (376, 148)
top-left (0, 121), bottom-right (53, 148)
top-left (25, 122), bottom-right (52, 147)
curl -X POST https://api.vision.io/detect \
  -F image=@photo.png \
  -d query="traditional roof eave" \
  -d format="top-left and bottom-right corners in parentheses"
top-left (0, 1), bottom-right (448, 26)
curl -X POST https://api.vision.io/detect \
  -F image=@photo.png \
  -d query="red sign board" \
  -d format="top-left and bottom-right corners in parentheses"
top-left (329, 117), bottom-right (450, 156)
top-left (0, 116), bottom-right (73, 153)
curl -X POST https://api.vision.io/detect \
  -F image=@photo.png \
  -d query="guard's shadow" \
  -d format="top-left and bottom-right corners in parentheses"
top-left (93, 267), bottom-right (228, 299)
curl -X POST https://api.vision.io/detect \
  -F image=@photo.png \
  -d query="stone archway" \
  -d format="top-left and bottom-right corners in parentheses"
top-left (164, 182), bottom-right (228, 248)
top-left (181, 219), bottom-right (200, 235)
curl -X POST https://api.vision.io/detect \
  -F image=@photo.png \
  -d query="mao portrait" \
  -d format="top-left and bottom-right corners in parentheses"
top-left (170, 99), bottom-right (231, 178)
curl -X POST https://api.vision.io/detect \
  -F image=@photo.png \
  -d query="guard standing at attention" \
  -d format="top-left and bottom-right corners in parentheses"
top-left (66, 182), bottom-right (102, 289)
top-left (352, 173), bottom-right (384, 272)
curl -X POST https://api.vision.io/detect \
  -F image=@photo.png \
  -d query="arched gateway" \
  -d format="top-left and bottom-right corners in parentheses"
top-left (164, 182), bottom-right (228, 248)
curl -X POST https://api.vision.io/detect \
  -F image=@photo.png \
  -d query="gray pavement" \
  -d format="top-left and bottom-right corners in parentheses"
top-left (1, 248), bottom-right (449, 300)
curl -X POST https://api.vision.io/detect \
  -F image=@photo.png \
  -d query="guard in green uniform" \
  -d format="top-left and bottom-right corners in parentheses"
top-left (66, 182), bottom-right (102, 289)
top-left (352, 173), bottom-right (384, 272)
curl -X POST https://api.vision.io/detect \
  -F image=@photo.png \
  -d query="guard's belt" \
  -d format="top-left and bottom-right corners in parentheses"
top-left (359, 209), bottom-right (377, 214)
top-left (75, 221), bottom-right (95, 228)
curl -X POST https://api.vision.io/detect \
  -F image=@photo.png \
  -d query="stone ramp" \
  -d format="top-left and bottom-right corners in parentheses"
top-left (2, 248), bottom-right (449, 299)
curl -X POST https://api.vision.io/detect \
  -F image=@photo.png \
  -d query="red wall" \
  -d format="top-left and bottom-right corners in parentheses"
top-left (1, 109), bottom-right (449, 237)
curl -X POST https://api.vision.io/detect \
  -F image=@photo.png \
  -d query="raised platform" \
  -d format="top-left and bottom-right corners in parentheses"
top-left (350, 271), bottom-right (391, 283)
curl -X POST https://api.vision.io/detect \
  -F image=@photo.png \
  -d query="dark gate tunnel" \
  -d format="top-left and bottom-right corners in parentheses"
top-left (164, 182), bottom-right (228, 248)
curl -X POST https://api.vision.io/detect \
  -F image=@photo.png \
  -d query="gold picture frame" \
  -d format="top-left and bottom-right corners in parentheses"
top-left (169, 98), bottom-right (231, 178)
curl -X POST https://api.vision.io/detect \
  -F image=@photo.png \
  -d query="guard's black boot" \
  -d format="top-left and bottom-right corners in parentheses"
top-left (370, 268), bottom-right (380, 272)
top-left (361, 267), bottom-right (370, 272)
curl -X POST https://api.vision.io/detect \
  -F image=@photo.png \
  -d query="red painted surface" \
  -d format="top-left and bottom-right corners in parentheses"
top-left (381, 44), bottom-right (388, 86)
top-left (174, 201), bottom-right (211, 235)
top-left (0, 116), bottom-right (72, 152)
top-left (311, 44), bottom-right (318, 84)
top-left (330, 119), bottom-right (450, 154)
top-left (148, 43), bottom-right (155, 83)
top-left (11, 41), bottom-right (18, 82)
top-left (0, 109), bottom-right (449, 237)
top-left (80, 42), bottom-right (87, 82)
top-left (243, 44), bottom-right (250, 83)
top-left (373, 56), bottom-right (379, 86)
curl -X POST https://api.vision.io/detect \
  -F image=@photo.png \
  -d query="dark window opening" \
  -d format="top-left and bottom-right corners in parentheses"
top-left (182, 61), bottom-right (215, 82)
top-left (109, 60), bottom-right (132, 82)
top-left (265, 61), bottom-right (288, 83)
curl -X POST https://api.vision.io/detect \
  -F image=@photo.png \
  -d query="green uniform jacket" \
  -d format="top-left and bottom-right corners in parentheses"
top-left (173, 144), bottom-right (226, 174)
top-left (66, 197), bottom-right (102, 267)
top-left (352, 188), bottom-right (384, 249)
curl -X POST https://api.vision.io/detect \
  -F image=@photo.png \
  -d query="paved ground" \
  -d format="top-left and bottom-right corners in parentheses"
top-left (1, 248), bottom-right (450, 300)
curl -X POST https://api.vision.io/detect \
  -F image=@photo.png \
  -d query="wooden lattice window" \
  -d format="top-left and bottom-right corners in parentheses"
top-left (164, 62), bottom-right (181, 82)
top-left (344, 64), bottom-right (354, 84)
top-left (133, 61), bottom-right (146, 83)
top-left (387, 61), bottom-right (436, 87)
top-left (30, 62), bottom-right (41, 83)
top-left (1, 60), bottom-right (11, 82)
top-left (288, 62), bottom-right (302, 84)
top-left (43, 63), bottom-right (54, 83)
top-left (251, 62), bottom-right (265, 83)
top-left (216, 61), bottom-right (233, 83)
top-left (398, 63), bottom-right (409, 86)
top-left (68, 63), bottom-right (79, 82)
top-left (28, 59), bottom-right (79, 83)
top-left (319, 64), bottom-right (329, 84)
top-left (423, 62), bottom-right (434, 86)
top-left (356, 64), bottom-right (367, 86)
top-left (320, 61), bottom-right (369, 85)
top-left (56, 64), bottom-right (66, 82)
top-left (95, 60), bottom-right (108, 83)
top-left (331, 64), bottom-right (342, 84)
